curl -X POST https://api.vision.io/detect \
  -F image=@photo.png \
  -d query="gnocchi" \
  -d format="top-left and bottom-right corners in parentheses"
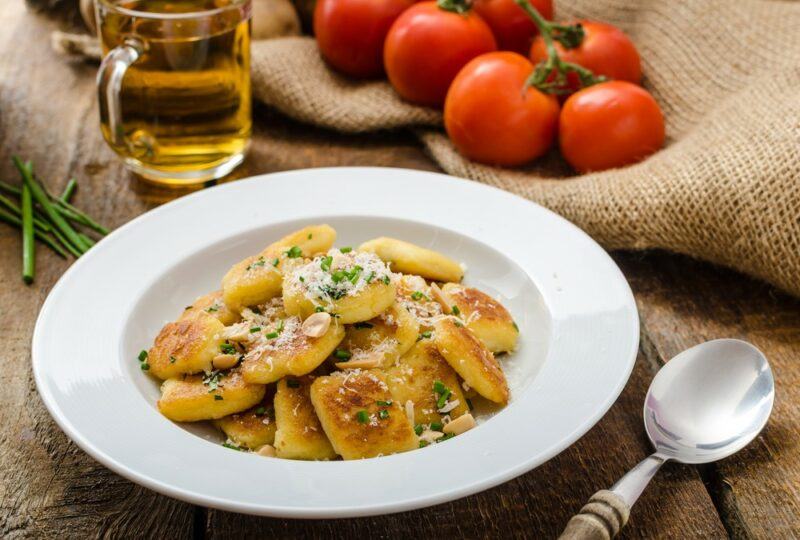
top-left (141, 226), bottom-right (518, 460)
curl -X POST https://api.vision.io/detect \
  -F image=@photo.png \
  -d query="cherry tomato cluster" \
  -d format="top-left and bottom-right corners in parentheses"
top-left (314, 0), bottom-right (665, 172)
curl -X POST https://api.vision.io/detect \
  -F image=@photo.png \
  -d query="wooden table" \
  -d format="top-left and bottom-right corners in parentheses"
top-left (2, 3), bottom-right (798, 537)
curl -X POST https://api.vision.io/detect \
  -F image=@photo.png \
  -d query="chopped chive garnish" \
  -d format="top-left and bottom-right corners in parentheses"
top-left (266, 331), bottom-right (279, 339)
top-left (315, 306), bottom-right (326, 313)
top-left (271, 258), bottom-right (280, 267)
top-left (214, 395), bottom-right (223, 401)
top-left (451, 305), bottom-right (460, 315)
top-left (433, 381), bottom-right (447, 394)
top-left (340, 246), bottom-right (352, 253)
top-left (299, 276), bottom-right (305, 282)
top-left (287, 379), bottom-right (300, 388)
top-left (277, 319), bottom-right (285, 332)
top-left (419, 440), bottom-right (429, 448)
top-left (347, 266), bottom-right (362, 284)
top-left (354, 322), bottom-right (374, 329)
top-left (411, 291), bottom-right (429, 301)
top-left (250, 326), bottom-right (261, 333)
top-left (140, 362), bottom-right (150, 371)
top-left (366, 271), bottom-right (375, 283)
top-left (331, 270), bottom-right (346, 283)
top-left (206, 306), bottom-right (218, 312)
top-left (454, 320), bottom-right (464, 328)
top-left (334, 349), bottom-right (352, 360)
top-left (377, 399), bottom-right (392, 406)
top-left (379, 409), bottom-right (389, 420)
top-left (222, 441), bottom-right (241, 451)
top-left (381, 275), bottom-right (391, 285)
top-left (433, 380), bottom-right (452, 409)
top-left (356, 410), bottom-right (369, 423)
top-left (285, 245), bottom-right (303, 258)
top-left (138, 350), bottom-right (148, 362)
top-left (247, 256), bottom-right (266, 270)
top-left (414, 424), bottom-right (424, 436)
top-left (169, 355), bottom-right (177, 364)
top-left (438, 433), bottom-right (455, 442)
top-left (320, 255), bottom-right (333, 271)
top-left (220, 342), bottom-right (236, 354)
top-left (430, 422), bottom-right (444, 432)
top-left (255, 406), bottom-right (266, 416)
top-left (416, 331), bottom-right (432, 341)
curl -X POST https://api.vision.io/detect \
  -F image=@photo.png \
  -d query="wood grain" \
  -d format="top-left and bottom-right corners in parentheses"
top-left (0, 1), bottom-right (795, 538)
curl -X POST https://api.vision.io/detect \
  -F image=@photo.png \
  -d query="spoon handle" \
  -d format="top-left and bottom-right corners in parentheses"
top-left (559, 454), bottom-right (666, 539)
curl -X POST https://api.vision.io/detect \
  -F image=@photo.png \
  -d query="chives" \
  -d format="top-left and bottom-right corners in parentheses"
top-left (60, 178), bottom-right (77, 202)
top-left (334, 349), bottom-right (352, 360)
top-left (356, 410), bottom-right (369, 423)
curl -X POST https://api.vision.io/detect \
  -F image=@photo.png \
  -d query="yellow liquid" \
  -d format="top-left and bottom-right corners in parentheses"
top-left (99, 0), bottom-right (251, 184)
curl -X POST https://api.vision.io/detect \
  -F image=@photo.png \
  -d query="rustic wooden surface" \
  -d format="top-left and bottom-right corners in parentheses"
top-left (1, 2), bottom-right (797, 538)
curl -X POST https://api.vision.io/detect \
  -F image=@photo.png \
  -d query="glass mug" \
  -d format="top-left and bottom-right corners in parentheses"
top-left (96, 0), bottom-right (252, 186)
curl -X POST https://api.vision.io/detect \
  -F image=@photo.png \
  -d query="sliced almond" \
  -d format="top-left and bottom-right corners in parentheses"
top-left (256, 444), bottom-right (276, 457)
top-left (222, 323), bottom-right (250, 342)
top-left (429, 282), bottom-right (453, 314)
top-left (301, 311), bottom-right (331, 338)
top-left (443, 413), bottom-right (476, 435)
top-left (334, 354), bottom-right (382, 370)
top-left (405, 400), bottom-right (415, 425)
top-left (212, 353), bottom-right (240, 370)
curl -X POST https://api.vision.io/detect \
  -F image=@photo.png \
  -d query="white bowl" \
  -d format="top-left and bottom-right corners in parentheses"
top-left (33, 167), bottom-right (638, 517)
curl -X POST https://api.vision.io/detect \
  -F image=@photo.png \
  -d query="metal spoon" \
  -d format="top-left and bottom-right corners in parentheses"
top-left (560, 339), bottom-right (774, 539)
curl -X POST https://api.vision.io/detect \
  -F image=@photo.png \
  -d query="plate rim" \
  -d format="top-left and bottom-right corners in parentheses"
top-left (32, 166), bottom-right (639, 517)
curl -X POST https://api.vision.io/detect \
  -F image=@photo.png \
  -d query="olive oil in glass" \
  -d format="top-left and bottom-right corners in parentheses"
top-left (97, 0), bottom-right (251, 185)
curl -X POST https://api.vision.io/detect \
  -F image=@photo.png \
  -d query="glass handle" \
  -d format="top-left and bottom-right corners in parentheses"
top-left (97, 39), bottom-right (143, 149)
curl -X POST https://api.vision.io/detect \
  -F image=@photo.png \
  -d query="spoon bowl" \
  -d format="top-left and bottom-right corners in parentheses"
top-left (644, 339), bottom-right (774, 464)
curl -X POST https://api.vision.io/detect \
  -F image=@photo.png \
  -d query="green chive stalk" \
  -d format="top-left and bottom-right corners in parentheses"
top-left (55, 201), bottom-right (109, 236)
top-left (21, 184), bottom-right (34, 283)
top-left (61, 178), bottom-right (77, 202)
top-left (0, 207), bottom-right (68, 259)
top-left (13, 157), bottom-right (90, 253)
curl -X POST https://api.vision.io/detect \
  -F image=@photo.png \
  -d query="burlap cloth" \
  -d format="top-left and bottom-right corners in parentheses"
top-left (251, 0), bottom-right (800, 297)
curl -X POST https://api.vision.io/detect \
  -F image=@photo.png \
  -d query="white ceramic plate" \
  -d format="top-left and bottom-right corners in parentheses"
top-left (33, 167), bottom-right (638, 518)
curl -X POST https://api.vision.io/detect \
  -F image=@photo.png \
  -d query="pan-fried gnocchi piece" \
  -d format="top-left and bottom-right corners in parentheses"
top-left (180, 290), bottom-right (241, 326)
top-left (441, 284), bottom-right (518, 353)
top-left (273, 376), bottom-right (337, 460)
top-left (148, 315), bottom-right (225, 380)
top-left (282, 249), bottom-right (396, 324)
top-left (386, 341), bottom-right (469, 425)
top-left (395, 274), bottom-right (444, 329)
top-left (221, 224), bottom-right (336, 310)
top-left (158, 368), bottom-right (266, 422)
top-left (214, 395), bottom-right (277, 450)
top-left (433, 317), bottom-right (508, 404)
top-left (360, 237), bottom-right (464, 283)
top-left (337, 304), bottom-right (419, 369)
top-left (310, 370), bottom-right (418, 459)
top-left (240, 315), bottom-right (345, 384)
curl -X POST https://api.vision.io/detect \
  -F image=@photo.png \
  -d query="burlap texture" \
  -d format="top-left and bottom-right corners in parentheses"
top-left (252, 0), bottom-right (800, 297)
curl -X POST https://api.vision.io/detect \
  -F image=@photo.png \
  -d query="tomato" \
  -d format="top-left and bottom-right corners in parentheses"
top-left (530, 20), bottom-right (641, 94)
top-left (444, 52), bottom-right (560, 166)
top-left (384, 1), bottom-right (497, 107)
top-left (314, 0), bottom-right (414, 78)
top-left (559, 81), bottom-right (664, 173)
top-left (473, 0), bottom-right (553, 55)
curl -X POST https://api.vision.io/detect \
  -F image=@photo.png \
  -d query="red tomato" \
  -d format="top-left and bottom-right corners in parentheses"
top-left (384, 2), bottom-right (497, 107)
top-left (314, 0), bottom-right (414, 78)
top-left (473, 0), bottom-right (553, 55)
top-left (444, 52), bottom-right (560, 166)
top-left (530, 20), bottom-right (641, 93)
top-left (559, 81), bottom-right (664, 173)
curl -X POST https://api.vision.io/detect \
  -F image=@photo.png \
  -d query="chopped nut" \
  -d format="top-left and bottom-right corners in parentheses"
top-left (429, 282), bottom-right (453, 314)
top-left (334, 353), bottom-right (382, 370)
top-left (256, 444), bottom-right (276, 457)
top-left (443, 413), bottom-right (476, 435)
top-left (405, 400), bottom-right (415, 424)
top-left (301, 311), bottom-right (331, 338)
top-left (212, 353), bottom-right (239, 370)
top-left (222, 323), bottom-right (250, 341)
